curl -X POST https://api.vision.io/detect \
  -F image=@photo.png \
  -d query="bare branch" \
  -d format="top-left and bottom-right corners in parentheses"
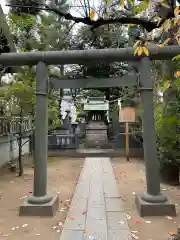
top-left (6, 3), bottom-right (165, 32)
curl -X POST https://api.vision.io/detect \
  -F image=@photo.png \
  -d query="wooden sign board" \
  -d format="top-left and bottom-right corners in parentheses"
top-left (119, 107), bottom-right (136, 123)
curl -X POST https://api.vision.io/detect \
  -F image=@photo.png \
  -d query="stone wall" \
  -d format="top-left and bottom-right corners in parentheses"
top-left (0, 135), bottom-right (30, 167)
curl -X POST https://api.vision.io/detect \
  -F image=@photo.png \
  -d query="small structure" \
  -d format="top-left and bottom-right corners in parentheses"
top-left (83, 96), bottom-right (109, 147)
top-left (119, 106), bottom-right (136, 161)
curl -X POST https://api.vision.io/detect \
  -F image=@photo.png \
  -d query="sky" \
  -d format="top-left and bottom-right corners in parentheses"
top-left (0, 0), bottom-right (97, 17)
top-left (1, 0), bottom-right (9, 14)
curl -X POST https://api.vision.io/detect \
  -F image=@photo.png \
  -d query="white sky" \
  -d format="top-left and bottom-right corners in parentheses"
top-left (1, 0), bottom-right (9, 14)
top-left (0, 0), bottom-right (97, 17)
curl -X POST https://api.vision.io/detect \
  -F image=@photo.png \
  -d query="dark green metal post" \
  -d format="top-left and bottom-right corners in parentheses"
top-left (28, 62), bottom-right (52, 204)
top-left (139, 57), bottom-right (167, 203)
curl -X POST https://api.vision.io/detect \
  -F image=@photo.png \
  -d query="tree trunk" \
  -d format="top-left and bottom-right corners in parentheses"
top-left (17, 108), bottom-right (23, 176)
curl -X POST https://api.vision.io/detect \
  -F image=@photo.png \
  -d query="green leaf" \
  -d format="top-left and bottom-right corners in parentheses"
top-left (132, 1), bottom-right (149, 15)
top-left (172, 55), bottom-right (180, 61)
top-left (127, 0), bottom-right (134, 6)
top-left (105, 0), bottom-right (111, 4)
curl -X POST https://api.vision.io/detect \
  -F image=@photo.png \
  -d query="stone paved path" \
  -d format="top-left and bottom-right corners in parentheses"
top-left (60, 157), bottom-right (132, 240)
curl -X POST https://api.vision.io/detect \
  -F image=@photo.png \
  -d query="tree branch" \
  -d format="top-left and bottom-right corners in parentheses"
top-left (7, 4), bottom-right (163, 32)
top-left (44, 4), bottom-right (160, 32)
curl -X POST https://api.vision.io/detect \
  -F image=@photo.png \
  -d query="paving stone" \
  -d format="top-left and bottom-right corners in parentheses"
top-left (84, 219), bottom-right (108, 240)
top-left (64, 201), bottom-right (87, 230)
top-left (88, 196), bottom-right (105, 206)
top-left (102, 160), bottom-right (113, 174)
top-left (87, 205), bottom-right (106, 220)
top-left (107, 212), bottom-right (129, 230)
top-left (73, 181), bottom-right (90, 199)
top-left (70, 198), bottom-right (87, 208)
top-left (105, 198), bottom-right (123, 212)
top-left (108, 230), bottom-right (133, 240)
top-left (63, 214), bottom-right (86, 230)
top-left (92, 160), bottom-right (102, 171)
top-left (89, 183), bottom-right (104, 198)
top-left (103, 175), bottom-right (116, 182)
top-left (104, 184), bottom-right (120, 198)
top-left (60, 230), bottom-right (84, 240)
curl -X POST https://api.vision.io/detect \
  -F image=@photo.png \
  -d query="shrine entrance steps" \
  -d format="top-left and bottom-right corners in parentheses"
top-left (59, 157), bottom-right (132, 240)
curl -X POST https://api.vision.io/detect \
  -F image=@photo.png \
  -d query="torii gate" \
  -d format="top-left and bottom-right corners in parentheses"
top-left (0, 45), bottom-right (179, 217)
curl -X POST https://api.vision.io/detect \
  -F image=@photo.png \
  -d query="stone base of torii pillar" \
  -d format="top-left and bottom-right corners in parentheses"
top-left (19, 195), bottom-right (59, 217)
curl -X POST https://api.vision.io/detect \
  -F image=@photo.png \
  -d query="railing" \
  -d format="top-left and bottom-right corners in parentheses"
top-left (0, 117), bottom-right (32, 136)
top-left (48, 134), bottom-right (76, 149)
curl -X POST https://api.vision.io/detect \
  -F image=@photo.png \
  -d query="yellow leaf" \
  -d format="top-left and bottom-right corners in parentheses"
top-left (161, 19), bottom-right (171, 32)
top-left (174, 6), bottom-right (179, 17)
top-left (163, 81), bottom-right (170, 91)
top-left (122, 0), bottom-right (125, 8)
top-left (133, 48), bottom-right (138, 56)
top-left (159, 44), bottom-right (164, 48)
top-left (175, 71), bottom-right (180, 78)
top-left (84, 228), bottom-right (88, 233)
top-left (173, 18), bottom-right (179, 27)
top-left (128, 24), bottom-right (136, 28)
top-left (161, 38), bottom-right (170, 46)
top-left (90, 9), bottom-right (95, 20)
top-left (137, 47), bottom-right (143, 56)
top-left (133, 40), bottom-right (141, 48)
top-left (143, 47), bottom-right (149, 56)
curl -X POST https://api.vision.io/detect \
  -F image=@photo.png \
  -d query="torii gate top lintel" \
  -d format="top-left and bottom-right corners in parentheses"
top-left (0, 45), bottom-right (179, 66)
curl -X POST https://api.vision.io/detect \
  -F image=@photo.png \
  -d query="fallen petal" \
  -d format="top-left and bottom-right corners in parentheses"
top-left (82, 211), bottom-right (87, 215)
top-left (145, 221), bottom-right (151, 224)
top-left (12, 227), bottom-right (16, 231)
top-left (58, 222), bottom-right (63, 226)
top-left (59, 208), bottom-right (65, 212)
top-left (132, 192), bottom-right (136, 195)
top-left (131, 231), bottom-right (138, 234)
top-left (169, 232), bottom-right (175, 236)
top-left (22, 224), bottom-right (28, 228)
top-left (125, 214), bottom-right (132, 220)
top-left (52, 226), bottom-right (57, 230)
top-left (3, 234), bottom-right (9, 237)
top-left (131, 233), bottom-right (139, 239)
top-left (70, 216), bottom-right (75, 220)
top-left (84, 228), bottom-right (88, 233)
top-left (118, 221), bottom-right (125, 224)
top-left (135, 220), bottom-right (141, 224)
top-left (166, 216), bottom-right (173, 220)
top-left (36, 234), bottom-right (41, 236)
top-left (89, 236), bottom-right (94, 240)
